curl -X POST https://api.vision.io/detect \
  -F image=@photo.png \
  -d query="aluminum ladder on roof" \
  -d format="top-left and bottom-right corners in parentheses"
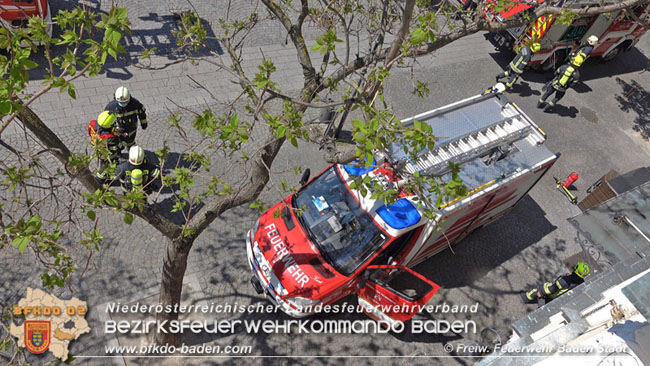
top-left (403, 112), bottom-right (533, 177)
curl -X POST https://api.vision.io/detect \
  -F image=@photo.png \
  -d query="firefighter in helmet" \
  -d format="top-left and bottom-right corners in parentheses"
top-left (88, 111), bottom-right (121, 182)
top-left (105, 86), bottom-right (147, 153)
top-left (537, 54), bottom-right (583, 112)
top-left (522, 262), bottom-right (590, 304)
top-left (496, 42), bottom-right (541, 90)
top-left (573, 35), bottom-right (599, 61)
top-left (116, 145), bottom-right (160, 194)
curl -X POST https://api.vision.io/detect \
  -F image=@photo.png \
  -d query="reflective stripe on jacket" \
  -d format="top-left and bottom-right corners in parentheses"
top-left (509, 46), bottom-right (532, 74)
top-left (105, 98), bottom-right (147, 134)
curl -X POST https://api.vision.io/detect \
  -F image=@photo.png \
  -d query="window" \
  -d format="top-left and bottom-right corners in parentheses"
top-left (561, 16), bottom-right (596, 42)
top-left (293, 166), bottom-right (389, 276)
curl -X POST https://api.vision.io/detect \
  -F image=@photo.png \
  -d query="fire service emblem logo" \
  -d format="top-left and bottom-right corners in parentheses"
top-left (24, 321), bottom-right (51, 354)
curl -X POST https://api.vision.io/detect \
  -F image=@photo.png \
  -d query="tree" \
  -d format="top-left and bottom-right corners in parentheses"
top-left (1, 0), bottom-right (647, 358)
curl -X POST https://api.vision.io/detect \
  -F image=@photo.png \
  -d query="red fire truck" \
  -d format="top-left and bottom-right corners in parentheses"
top-left (246, 89), bottom-right (559, 324)
top-left (486, 0), bottom-right (650, 70)
top-left (0, 0), bottom-right (52, 38)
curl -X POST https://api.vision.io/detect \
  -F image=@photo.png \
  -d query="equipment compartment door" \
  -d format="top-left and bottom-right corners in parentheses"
top-left (357, 265), bottom-right (440, 326)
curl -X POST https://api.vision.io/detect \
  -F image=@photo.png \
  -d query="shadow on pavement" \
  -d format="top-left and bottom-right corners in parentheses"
top-left (413, 195), bottom-right (556, 289)
top-left (153, 151), bottom-right (205, 225)
top-left (547, 105), bottom-right (579, 118)
top-left (123, 11), bottom-right (223, 62)
top-left (615, 77), bottom-right (650, 140)
top-left (26, 4), bottom-right (222, 82)
top-left (509, 81), bottom-right (540, 97)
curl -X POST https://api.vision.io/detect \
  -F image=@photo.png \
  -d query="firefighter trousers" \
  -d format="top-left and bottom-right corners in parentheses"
top-left (497, 67), bottom-right (521, 89)
top-left (118, 133), bottom-right (136, 153)
top-left (538, 86), bottom-right (566, 110)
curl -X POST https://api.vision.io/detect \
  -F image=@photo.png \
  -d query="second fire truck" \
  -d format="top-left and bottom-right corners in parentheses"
top-left (486, 0), bottom-right (650, 70)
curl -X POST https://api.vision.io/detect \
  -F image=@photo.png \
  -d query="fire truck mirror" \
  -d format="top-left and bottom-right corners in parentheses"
top-left (299, 168), bottom-right (311, 186)
top-left (357, 270), bottom-right (371, 290)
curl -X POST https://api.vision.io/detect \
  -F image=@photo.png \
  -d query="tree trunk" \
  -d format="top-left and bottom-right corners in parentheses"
top-left (155, 237), bottom-right (192, 346)
top-left (16, 103), bottom-right (101, 192)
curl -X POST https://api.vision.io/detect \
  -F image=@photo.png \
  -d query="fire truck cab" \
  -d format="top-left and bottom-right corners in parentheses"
top-left (246, 90), bottom-right (559, 324)
top-left (0, 0), bottom-right (52, 39)
top-left (486, 0), bottom-right (650, 71)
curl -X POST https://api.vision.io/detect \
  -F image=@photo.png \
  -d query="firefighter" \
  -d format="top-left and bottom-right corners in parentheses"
top-left (104, 86), bottom-right (147, 153)
top-left (88, 111), bottom-right (121, 182)
top-left (522, 262), bottom-right (590, 304)
top-left (116, 145), bottom-right (160, 194)
top-left (572, 35), bottom-right (599, 61)
top-left (536, 54), bottom-right (583, 112)
top-left (496, 42), bottom-right (541, 90)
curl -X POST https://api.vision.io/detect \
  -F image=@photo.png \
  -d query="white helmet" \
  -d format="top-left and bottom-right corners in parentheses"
top-left (115, 86), bottom-right (131, 106)
top-left (129, 146), bottom-right (144, 165)
top-left (587, 35), bottom-right (598, 46)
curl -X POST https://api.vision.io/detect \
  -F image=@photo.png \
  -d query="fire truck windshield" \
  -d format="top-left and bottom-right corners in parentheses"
top-left (293, 166), bottom-right (388, 276)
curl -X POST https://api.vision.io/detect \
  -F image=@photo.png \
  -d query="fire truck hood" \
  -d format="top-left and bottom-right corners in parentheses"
top-left (254, 200), bottom-right (341, 299)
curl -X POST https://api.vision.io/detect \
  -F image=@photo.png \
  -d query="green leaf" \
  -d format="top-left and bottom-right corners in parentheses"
top-left (13, 236), bottom-right (31, 254)
top-left (277, 125), bottom-right (287, 138)
top-left (411, 28), bottom-right (427, 45)
top-left (23, 59), bottom-right (38, 69)
top-left (87, 210), bottom-right (96, 221)
top-left (0, 102), bottom-right (11, 115)
top-left (123, 212), bottom-right (134, 225)
top-left (67, 84), bottom-right (76, 99)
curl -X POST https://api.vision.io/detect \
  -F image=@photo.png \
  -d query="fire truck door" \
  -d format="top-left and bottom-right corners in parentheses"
top-left (583, 10), bottom-right (621, 43)
top-left (356, 265), bottom-right (440, 326)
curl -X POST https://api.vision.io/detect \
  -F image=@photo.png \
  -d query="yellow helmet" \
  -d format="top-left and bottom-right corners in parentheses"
top-left (574, 262), bottom-right (590, 279)
top-left (571, 54), bottom-right (585, 67)
top-left (97, 111), bottom-right (115, 128)
top-left (530, 42), bottom-right (541, 52)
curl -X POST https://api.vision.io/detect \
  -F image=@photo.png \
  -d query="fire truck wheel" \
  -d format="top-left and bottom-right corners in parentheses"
top-left (602, 45), bottom-right (623, 62)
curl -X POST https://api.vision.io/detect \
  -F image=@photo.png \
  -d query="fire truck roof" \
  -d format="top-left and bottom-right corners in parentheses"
top-left (392, 92), bottom-right (555, 204)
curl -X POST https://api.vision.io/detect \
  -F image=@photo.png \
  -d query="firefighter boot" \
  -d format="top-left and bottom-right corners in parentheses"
top-left (521, 289), bottom-right (539, 304)
top-left (537, 99), bottom-right (546, 109)
top-left (543, 101), bottom-right (555, 113)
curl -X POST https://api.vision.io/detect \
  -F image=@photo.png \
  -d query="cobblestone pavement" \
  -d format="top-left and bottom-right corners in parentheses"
top-left (2, 1), bottom-right (650, 365)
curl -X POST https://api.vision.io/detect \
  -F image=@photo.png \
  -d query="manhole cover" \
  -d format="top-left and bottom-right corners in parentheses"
top-left (580, 107), bottom-right (598, 123)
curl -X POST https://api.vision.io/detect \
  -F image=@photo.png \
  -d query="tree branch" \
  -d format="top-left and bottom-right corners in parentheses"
top-left (186, 136), bottom-right (285, 241)
top-left (261, 0), bottom-right (316, 88)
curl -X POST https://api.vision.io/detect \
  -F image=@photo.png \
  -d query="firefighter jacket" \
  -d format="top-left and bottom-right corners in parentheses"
top-left (542, 272), bottom-right (584, 299)
top-left (509, 46), bottom-right (532, 74)
top-left (552, 64), bottom-right (580, 92)
top-left (88, 120), bottom-right (120, 158)
top-left (116, 159), bottom-right (160, 192)
top-left (104, 98), bottom-right (147, 139)
top-left (574, 44), bottom-right (594, 60)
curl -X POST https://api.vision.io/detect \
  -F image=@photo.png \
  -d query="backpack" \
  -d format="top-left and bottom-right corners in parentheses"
top-left (88, 120), bottom-right (116, 145)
